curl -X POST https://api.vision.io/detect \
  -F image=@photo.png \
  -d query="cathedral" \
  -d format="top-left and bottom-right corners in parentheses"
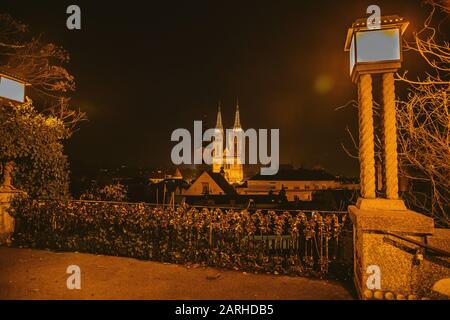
top-left (211, 102), bottom-right (244, 184)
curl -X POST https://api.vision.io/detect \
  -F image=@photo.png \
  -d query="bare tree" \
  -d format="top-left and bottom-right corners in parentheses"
top-left (396, 0), bottom-right (449, 226)
top-left (0, 13), bottom-right (86, 130)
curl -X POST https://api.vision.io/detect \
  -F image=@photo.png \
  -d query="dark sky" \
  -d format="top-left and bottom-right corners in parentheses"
top-left (0, 0), bottom-right (430, 176)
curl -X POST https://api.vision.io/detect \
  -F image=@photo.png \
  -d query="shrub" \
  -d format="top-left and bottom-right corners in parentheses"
top-left (9, 199), bottom-right (349, 278)
top-left (80, 182), bottom-right (128, 202)
top-left (0, 102), bottom-right (70, 198)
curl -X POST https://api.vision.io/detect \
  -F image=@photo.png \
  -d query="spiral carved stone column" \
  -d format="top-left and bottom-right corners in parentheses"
top-left (382, 73), bottom-right (399, 199)
top-left (357, 74), bottom-right (376, 199)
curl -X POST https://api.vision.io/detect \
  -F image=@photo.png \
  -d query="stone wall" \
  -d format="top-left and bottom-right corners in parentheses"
top-left (0, 189), bottom-right (24, 244)
top-left (420, 229), bottom-right (450, 296)
top-left (350, 202), bottom-right (450, 299)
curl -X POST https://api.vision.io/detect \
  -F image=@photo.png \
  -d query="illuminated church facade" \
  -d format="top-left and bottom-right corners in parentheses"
top-left (212, 103), bottom-right (244, 184)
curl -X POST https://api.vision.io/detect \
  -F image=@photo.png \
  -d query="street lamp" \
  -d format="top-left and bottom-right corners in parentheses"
top-left (344, 15), bottom-right (409, 82)
top-left (344, 15), bottom-right (408, 207)
top-left (0, 71), bottom-right (30, 103)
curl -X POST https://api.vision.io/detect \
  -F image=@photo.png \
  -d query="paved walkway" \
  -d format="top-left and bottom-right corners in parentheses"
top-left (0, 247), bottom-right (354, 300)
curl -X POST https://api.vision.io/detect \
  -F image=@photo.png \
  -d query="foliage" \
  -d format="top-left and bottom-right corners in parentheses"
top-left (9, 199), bottom-right (350, 278)
top-left (80, 182), bottom-right (128, 202)
top-left (0, 100), bottom-right (70, 198)
top-left (0, 13), bottom-right (84, 198)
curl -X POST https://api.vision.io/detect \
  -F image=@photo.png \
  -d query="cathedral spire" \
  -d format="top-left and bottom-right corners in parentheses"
top-left (215, 101), bottom-right (223, 130)
top-left (233, 98), bottom-right (242, 129)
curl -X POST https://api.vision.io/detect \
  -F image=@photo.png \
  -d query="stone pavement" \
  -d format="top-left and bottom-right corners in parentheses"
top-left (0, 247), bottom-right (354, 300)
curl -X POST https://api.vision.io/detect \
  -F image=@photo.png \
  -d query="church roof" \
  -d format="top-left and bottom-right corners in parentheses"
top-left (213, 100), bottom-right (243, 130)
top-left (233, 103), bottom-right (241, 129)
top-left (215, 103), bottom-right (223, 130)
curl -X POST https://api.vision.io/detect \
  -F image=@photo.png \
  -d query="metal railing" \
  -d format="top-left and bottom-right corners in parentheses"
top-left (11, 198), bottom-right (352, 278)
top-left (38, 198), bottom-right (348, 214)
top-left (383, 231), bottom-right (450, 257)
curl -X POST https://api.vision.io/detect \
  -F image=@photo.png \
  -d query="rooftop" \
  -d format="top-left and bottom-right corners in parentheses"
top-left (249, 168), bottom-right (336, 181)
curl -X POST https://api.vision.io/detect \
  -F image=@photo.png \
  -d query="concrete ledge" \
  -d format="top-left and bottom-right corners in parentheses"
top-left (356, 198), bottom-right (407, 211)
top-left (349, 205), bottom-right (434, 235)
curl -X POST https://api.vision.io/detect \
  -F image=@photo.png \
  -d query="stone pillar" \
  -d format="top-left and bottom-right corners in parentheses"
top-left (349, 202), bottom-right (435, 299)
top-left (357, 74), bottom-right (376, 199)
top-left (349, 69), bottom-right (439, 299)
top-left (0, 187), bottom-right (24, 245)
top-left (382, 73), bottom-right (400, 200)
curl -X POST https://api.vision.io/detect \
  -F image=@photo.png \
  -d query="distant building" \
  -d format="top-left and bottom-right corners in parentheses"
top-left (211, 102), bottom-right (244, 184)
top-left (181, 168), bottom-right (358, 210)
top-left (238, 168), bottom-right (358, 202)
top-left (149, 171), bottom-right (166, 184)
top-left (149, 168), bottom-right (184, 184)
top-left (183, 170), bottom-right (236, 196)
top-left (149, 168), bottom-right (189, 205)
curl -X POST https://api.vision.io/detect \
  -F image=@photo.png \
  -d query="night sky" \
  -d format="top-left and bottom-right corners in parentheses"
top-left (0, 0), bottom-right (431, 176)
